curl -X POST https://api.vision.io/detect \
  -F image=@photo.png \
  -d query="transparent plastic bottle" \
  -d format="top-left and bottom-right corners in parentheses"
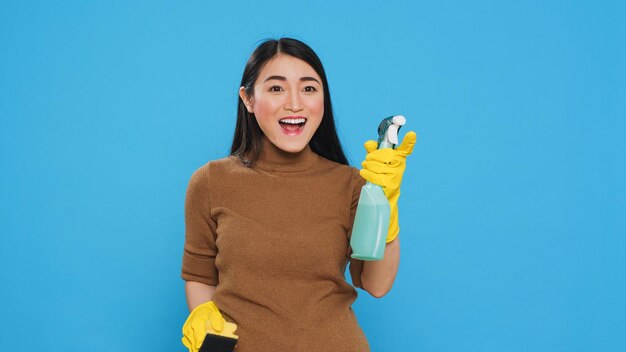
top-left (350, 115), bottom-right (406, 261)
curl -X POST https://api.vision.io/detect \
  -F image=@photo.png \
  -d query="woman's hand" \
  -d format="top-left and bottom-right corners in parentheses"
top-left (359, 131), bottom-right (417, 243)
top-left (182, 301), bottom-right (238, 352)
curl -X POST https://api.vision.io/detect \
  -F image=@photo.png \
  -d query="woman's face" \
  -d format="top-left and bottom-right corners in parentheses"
top-left (240, 53), bottom-right (324, 154)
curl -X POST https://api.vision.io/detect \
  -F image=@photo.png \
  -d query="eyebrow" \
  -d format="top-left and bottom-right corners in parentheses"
top-left (263, 75), bottom-right (321, 84)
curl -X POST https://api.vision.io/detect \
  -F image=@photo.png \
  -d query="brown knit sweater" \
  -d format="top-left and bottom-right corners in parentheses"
top-left (182, 138), bottom-right (369, 351)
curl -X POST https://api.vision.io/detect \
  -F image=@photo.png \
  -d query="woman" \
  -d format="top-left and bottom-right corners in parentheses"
top-left (181, 38), bottom-right (416, 351)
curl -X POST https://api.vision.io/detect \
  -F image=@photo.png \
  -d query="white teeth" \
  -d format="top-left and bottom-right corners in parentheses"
top-left (279, 118), bottom-right (306, 124)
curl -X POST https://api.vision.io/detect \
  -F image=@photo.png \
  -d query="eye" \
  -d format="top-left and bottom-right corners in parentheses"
top-left (268, 85), bottom-right (284, 92)
top-left (303, 86), bottom-right (318, 93)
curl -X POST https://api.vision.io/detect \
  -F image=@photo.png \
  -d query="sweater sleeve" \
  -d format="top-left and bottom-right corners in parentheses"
top-left (347, 167), bottom-right (367, 288)
top-left (181, 164), bottom-right (219, 286)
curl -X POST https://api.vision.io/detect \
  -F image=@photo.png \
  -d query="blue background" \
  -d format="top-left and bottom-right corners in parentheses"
top-left (1, 1), bottom-right (624, 351)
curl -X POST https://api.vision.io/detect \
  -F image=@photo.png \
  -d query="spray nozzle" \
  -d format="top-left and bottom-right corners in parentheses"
top-left (377, 115), bottom-right (406, 149)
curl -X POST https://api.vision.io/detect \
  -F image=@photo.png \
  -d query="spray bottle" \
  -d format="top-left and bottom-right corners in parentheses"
top-left (350, 115), bottom-right (406, 261)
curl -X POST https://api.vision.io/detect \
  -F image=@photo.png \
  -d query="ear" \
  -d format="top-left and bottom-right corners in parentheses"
top-left (239, 86), bottom-right (254, 113)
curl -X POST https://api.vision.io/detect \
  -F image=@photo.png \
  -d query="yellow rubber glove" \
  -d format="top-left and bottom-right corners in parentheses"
top-left (182, 301), bottom-right (238, 352)
top-left (360, 131), bottom-right (417, 243)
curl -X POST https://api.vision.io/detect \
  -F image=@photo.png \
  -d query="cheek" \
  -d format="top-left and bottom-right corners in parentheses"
top-left (307, 96), bottom-right (325, 118)
top-left (253, 97), bottom-right (281, 122)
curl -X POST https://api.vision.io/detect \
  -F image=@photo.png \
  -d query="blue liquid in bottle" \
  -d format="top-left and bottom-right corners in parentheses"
top-left (350, 182), bottom-right (390, 261)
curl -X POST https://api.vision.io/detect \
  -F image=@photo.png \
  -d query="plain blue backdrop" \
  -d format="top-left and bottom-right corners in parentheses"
top-left (1, 1), bottom-right (625, 351)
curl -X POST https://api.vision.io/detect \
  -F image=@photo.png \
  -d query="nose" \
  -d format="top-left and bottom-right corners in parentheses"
top-left (284, 90), bottom-right (303, 112)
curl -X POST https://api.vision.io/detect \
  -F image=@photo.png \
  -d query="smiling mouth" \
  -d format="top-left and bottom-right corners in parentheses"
top-left (279, 117), bottom-right (307, 133)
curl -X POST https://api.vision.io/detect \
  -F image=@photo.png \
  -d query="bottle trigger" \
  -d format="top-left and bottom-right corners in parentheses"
top-left (387, 125), bottom-right (399, 145)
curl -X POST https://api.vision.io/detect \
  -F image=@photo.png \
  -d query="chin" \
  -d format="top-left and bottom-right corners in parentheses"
top-left (280, 145), bottom-right (306, 153)
top-left (276, 141), bottom-right (308, 154)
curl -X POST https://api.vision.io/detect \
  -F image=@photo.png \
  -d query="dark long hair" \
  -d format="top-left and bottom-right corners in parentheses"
top-left (230, 38), bottom-right (349, 167)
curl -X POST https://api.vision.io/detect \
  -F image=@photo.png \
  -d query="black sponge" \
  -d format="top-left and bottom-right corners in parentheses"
top-left (198, 333), bottom-right (238, 352)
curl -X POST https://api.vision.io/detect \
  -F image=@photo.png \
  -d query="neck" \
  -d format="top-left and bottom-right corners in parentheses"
top-left (254, 136), bottom-right (319, 173)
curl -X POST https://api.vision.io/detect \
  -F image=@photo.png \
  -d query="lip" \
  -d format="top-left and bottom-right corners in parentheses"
top-left (278, 116), bottom-right (307, 136)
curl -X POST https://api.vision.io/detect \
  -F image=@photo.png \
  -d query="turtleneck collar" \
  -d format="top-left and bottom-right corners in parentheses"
top-left (254, 136), bottom-right (320, 173)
